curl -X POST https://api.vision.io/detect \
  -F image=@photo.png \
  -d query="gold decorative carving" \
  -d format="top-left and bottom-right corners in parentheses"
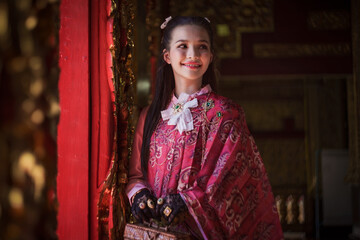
top-left (298, 195), bottom-right (305, 224)
top-left (168, 0), bottom-right (274, 58)
top-left (98, 0), bottom-right (136, 239)
top-left (286, 195), bottom-right (295, 224)
top-left (308, 10), bottom-right (350, 30)
top-left (254, 43), bottom-right (351, 58)
top-left (275, 193), bottom-right (306, 226)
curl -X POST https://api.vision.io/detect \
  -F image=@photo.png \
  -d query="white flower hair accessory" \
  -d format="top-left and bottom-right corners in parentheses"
top-left (161, 93), bottom-right (198, 134)
top-left (160, 16), bottom-right (172, 29)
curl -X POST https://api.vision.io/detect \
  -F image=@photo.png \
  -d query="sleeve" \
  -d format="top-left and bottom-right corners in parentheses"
top-left (125, 107), bottom-right (149, 204)
top-left (180, 105), bottom-right (283, 240)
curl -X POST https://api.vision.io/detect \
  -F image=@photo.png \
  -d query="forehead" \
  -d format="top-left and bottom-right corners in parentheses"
top-left (170, 25), bottom-right (210, 43)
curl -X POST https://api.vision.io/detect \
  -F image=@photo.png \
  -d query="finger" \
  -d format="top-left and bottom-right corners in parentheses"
top-left (156, 197), bottom-right (164, 217)
top-left (159, 204), bottom-right (166, 219)
top-left (155, 204), bottom-right (161, 217)
top-left (131, 205), bottom-right (141, 222)
top-left (146, 198), bottom-right (157, 219)
top-left (149, 207), bottom-right (157, 219)
top-left (135, 208), bottom-right (146, 223)
top-left (142, 206), bottom-right (152, 221)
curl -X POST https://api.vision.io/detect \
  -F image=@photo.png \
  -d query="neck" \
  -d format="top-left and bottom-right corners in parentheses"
top-left (174, 79), bottom-right (202, 98)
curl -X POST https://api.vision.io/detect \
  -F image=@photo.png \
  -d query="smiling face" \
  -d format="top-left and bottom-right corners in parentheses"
top-left (163, 25), bottom-right (213, 88)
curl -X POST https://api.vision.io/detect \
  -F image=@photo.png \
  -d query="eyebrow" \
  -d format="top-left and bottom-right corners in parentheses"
top-left (175, 39), bottom-right (210, 44)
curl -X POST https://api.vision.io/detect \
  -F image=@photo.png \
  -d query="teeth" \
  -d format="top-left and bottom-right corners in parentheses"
top-left (184, 64), bottom-right (200, 67)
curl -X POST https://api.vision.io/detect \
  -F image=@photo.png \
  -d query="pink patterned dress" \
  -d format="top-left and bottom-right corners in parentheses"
top-left (126, 85), bottom-right (283, 239)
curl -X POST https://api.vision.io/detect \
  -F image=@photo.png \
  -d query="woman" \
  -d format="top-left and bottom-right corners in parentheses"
top-left (126, 16), bottom-right (283, 239)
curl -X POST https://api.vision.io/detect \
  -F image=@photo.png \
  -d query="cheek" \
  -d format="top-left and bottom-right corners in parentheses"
top-left (202, 53), bottom-right (211, 63)
top-left (171, 51), bottom-right (185, 62)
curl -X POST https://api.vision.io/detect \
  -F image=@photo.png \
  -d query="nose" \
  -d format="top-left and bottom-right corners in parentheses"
top-left (187, 45), bottom-right (200, 59)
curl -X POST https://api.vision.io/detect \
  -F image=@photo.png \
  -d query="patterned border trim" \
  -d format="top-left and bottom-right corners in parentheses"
top-left (254, 43), bottom-right (351, 58)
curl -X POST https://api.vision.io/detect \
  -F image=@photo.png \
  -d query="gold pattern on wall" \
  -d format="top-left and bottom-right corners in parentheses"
top-left (168, 0), bottom-right (274, 58)
top-left (254, 43), bottom-right (351, 58)
top-left (98, 0), bottom-right (136, 239)
top-left (307, 10), bottom-right (350, 30)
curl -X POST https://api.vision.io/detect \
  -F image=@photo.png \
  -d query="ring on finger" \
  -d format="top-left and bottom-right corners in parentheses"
top-left (139, 202), bottom-right (146, 210)
top-left (157, 198), bottom-right (164, 205)
top-left (147, 199), bottom-right (155, 209)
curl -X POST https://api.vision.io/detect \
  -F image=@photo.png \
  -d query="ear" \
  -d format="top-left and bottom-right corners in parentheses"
top-left (163, 49), bottom-right (171, 64)
top-left (210, 53), bottom-right (214, 63)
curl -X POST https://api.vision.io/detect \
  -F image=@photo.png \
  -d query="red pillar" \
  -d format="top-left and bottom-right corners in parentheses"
top-left (57, 0), bottom-right (114, 239)
top-left (57, 0), bottom-right (90, 239)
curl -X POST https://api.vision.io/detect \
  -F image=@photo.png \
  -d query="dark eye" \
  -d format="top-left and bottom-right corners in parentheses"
top-left (178, 44), bottom-right (187, 49)
top-left (200, 44), bottom-right (208, 50)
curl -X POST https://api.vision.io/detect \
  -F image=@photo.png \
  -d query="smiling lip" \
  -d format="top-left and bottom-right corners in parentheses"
top-left (182, 62), bottom-right (201, 69)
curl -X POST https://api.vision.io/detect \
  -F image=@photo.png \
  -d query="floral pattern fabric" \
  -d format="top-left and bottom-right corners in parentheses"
top-left (127, 86), bottom-right (283, 239)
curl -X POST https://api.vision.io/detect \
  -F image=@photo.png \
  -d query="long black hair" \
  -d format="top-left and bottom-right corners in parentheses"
top-left (140, 16), bottom-right (217, 179)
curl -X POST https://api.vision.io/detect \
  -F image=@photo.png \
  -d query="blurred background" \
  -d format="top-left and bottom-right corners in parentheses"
top-left (0, 0), bottom-right (359, 239)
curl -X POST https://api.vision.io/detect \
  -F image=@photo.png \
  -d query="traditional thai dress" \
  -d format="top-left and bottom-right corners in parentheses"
top-left (126, 85), bottom-right (283, 239)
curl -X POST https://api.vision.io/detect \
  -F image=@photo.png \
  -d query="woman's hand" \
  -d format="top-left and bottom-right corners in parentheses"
top-left (131, 189), bottom-right (157, 223)
top-left (156, 194), bottom-right (187, 224)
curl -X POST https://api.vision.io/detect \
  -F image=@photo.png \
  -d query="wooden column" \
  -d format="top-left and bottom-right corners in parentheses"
top-left (57, 0), bottom-right (90, 239)
top-left (348, 0), bottom-right (360, 237)
top-left (347, 0), bottom-right (360, 186)
top-left (304, 79), bottom-right (320, 237)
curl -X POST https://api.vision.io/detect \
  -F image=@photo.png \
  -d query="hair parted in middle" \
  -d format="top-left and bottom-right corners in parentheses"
top-left (140, 16), bottom-right (218, 179)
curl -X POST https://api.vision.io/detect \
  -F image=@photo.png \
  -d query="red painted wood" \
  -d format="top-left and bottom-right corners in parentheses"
top-left (90, 0), bottom-right (114, 239)
top-left (57, 0), bottom-right (90, 239)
